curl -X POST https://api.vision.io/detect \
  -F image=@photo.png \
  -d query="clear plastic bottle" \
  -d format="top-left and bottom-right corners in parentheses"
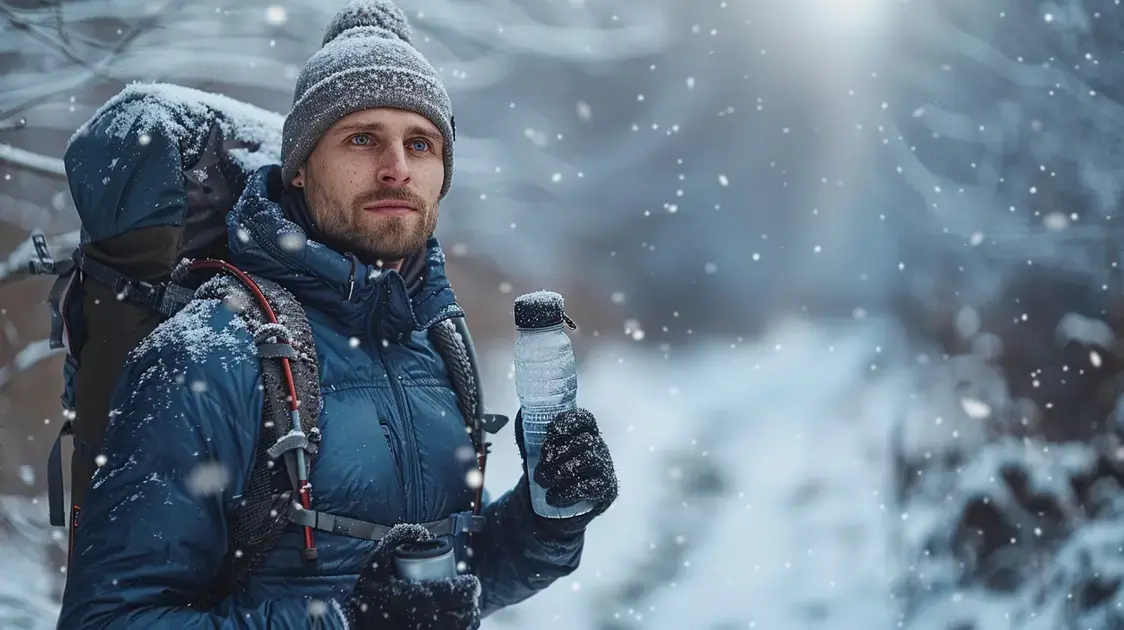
top-left (513, 291), bottom-right (595, 519)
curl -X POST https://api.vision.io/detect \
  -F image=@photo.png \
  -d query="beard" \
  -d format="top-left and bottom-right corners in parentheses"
top-left (304, 177), bottom-right (438, 266)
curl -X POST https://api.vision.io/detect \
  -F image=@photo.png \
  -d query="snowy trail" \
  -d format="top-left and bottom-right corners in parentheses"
top-left (480, 317), bottom-right (908, 629)
top-left (2, 318), bottom-right (911, 629)
top-left (0, 497), bottom-right (64, 630)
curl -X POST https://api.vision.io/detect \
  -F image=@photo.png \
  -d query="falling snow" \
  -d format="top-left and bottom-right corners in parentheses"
top-left (4, 1), bottom-right (1124, 629)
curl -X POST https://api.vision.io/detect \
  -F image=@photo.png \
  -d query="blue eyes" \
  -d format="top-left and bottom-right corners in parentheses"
top-left (349, 134), bottom-right (431, 152)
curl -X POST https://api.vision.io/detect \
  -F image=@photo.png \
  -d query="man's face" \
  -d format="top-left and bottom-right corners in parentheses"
top-left (292, 108), bottom-right (444, 267)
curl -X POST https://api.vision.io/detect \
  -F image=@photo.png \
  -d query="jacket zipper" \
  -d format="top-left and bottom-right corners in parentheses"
top-left (379, 338), bottom-right (421, 523)
top-left (373, 284), bottom-right (423, 523)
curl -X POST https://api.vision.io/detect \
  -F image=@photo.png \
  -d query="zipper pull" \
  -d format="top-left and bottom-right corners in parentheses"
top-left (345, 253), bottom-right (358, 301)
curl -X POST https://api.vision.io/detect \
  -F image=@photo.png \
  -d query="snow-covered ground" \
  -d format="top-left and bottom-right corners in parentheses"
top-left (0, 496), bottom-right (65, 630)
top-left (479, 316), bottom-right (907, 629)
top-left (4, 316), bottom-right (917, 628)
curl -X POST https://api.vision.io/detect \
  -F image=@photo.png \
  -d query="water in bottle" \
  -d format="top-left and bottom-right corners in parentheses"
top-left (513, 290), bottom-right (595, 519)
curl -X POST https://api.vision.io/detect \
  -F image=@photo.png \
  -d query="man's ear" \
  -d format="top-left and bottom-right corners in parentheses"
top-left (292, 167), bottom-right (306, 189)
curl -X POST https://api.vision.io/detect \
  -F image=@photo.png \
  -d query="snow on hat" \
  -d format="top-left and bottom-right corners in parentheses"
top-left (281, 0), bottom-right (455, 198)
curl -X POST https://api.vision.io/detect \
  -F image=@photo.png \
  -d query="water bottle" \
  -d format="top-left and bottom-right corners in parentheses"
top-left (513, 290), bottom-right (595, 519)
top-left (393, 538), bottom-right (457, 581)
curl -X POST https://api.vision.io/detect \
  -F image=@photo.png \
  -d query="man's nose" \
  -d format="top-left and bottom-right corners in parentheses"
top-left (376, 144), bottom-right (411, 189)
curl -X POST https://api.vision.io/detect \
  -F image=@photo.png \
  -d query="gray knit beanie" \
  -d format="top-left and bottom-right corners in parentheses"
top-left (281, 0), bottom-right (455, 198)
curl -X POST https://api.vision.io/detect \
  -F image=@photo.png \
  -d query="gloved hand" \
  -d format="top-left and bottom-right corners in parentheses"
top-left (515, 408), bottom-right (619, 537)
top-left (342, 523), bottom-right (481, 630)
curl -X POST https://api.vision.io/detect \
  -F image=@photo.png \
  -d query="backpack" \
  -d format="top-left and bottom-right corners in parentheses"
top-left (28, 83), bottom-right (507, 604)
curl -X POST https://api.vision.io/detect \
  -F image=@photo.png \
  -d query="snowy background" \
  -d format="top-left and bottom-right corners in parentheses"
top-left (6, 0), bottom-right (1124, 628)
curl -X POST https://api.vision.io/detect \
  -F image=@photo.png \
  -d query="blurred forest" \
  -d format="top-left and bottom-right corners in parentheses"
top-left (7, 0), bottom-right (1124, 628)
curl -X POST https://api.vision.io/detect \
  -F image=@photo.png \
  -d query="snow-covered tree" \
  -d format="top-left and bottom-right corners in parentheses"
top-left (885, 0), bottom-right (1124, 627)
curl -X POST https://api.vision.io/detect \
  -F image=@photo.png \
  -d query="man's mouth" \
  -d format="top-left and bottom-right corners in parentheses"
top-left (363, 201), bottom-right (416, 216)
top-left (365, 206), bottom-right (413, 215)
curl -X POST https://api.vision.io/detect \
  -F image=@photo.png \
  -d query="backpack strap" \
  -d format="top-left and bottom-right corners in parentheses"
top-left (430, 316), bottom-right (510, 440)
top-left (24, 233), bottom-right (79, 352)
top-left (26, 236), bottom-right (91, 529)
top-left (74, 248), bottom-right (195, 317)
top-left (36, 241), bottom-right (197, 529)
top-left (185, 267), bottom-right (323, 609)
top-left (451, 316), bottom-right (510, 435)
top-left (46, 416), bottom-right (75, 527)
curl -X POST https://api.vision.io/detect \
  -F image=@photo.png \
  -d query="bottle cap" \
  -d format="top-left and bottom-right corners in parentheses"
top-left (394, 538), bottom-right (452, 560)
top-left (514, 291), bottom-right (576, 329)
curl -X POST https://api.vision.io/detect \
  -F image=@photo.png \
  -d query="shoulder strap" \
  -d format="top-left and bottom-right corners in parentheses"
top-left (430, 316), bottom-right (509, 435)
top-left (428, 317), bottom-right (509, 517)
top-left (184, 265), bottom-right (323, 610)
top-left (429, 318), bottom-right (478, 421)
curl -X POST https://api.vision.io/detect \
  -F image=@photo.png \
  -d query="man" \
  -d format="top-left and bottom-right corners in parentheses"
top-left (56, 1), bottom-right (618, 628)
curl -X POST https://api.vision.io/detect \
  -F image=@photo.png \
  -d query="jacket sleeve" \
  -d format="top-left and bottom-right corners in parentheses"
top-left (472, 476), bottom-right (584, 616)
top-left (56, 300), bottom-right (349, 630)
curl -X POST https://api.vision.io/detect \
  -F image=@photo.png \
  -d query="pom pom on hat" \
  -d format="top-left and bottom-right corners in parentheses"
top-left (322, 0), bottom-right (412, 46)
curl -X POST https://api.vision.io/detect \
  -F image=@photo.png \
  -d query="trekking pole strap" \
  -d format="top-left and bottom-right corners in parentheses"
top-left (289, 508), bottom-right (485, 541)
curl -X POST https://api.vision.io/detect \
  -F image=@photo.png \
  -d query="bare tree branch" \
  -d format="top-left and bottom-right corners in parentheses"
top-left (49, 0), bottom-right (70, 47)
top-left (0, 0), bottom-right (111, 50)
top-left (0, 144), bottom-right (65, 178)
top-left (0, 229), bottom-right (79, 286)
top-left (0, 192), bottom-right (62, 232)
top-left (0, 118), bottom-right (26, 133)
top-left (0, 2), bottom-right (89, 70)
top-left (0, 0), bottom-right (189, 124)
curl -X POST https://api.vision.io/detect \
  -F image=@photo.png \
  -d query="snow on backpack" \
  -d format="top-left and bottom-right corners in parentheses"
top-left (29, 83), bottom-right (502, 603)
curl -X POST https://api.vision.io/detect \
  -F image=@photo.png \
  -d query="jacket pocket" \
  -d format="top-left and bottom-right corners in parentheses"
top-left (379, 418), bottom-right (405, 499)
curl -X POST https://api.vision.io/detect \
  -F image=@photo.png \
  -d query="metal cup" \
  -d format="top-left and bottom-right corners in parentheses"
top-left (392, 538), bottom-right (456, 582)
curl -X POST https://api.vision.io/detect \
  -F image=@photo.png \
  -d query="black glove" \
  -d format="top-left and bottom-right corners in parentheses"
top-left (343, 523), bottom-right (481, 630)
top-left (515, 408), bottom-right (619, 537)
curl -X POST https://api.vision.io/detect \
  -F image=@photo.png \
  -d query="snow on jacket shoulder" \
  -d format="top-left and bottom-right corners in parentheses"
top-left (57, 165), bottom-right (583, 630)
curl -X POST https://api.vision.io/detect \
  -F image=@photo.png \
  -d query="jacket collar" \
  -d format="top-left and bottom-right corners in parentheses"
top-left (224, 165), bottom-right (463, 339)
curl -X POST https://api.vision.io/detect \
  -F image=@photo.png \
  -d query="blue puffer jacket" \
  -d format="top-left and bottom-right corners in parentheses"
top-left (57, 166), bottom-right (583, 628)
